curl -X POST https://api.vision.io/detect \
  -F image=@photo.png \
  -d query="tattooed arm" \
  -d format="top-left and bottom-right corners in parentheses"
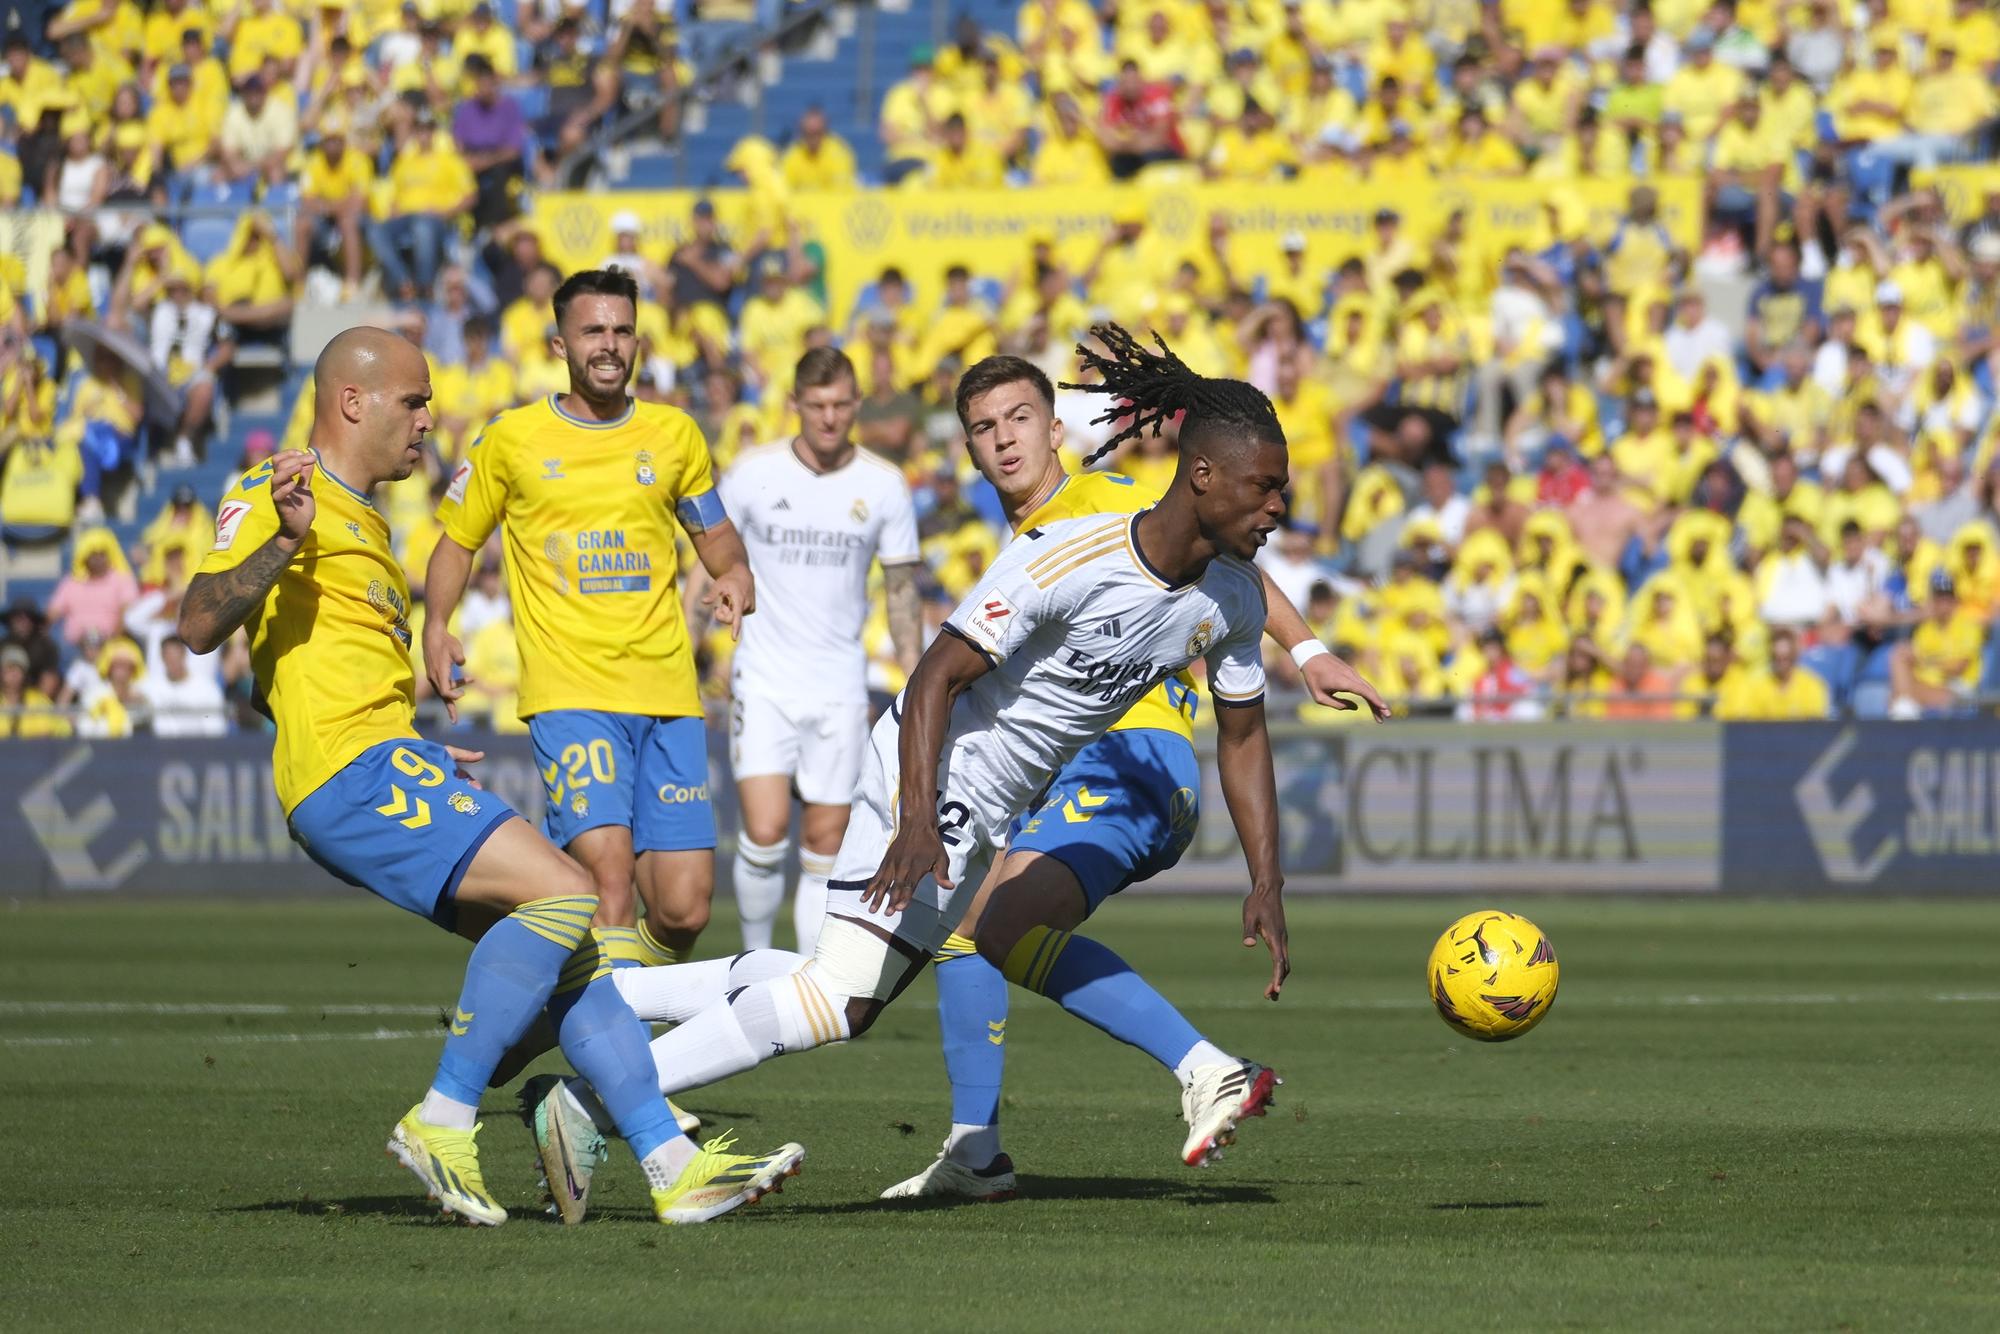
top-left (178, 451), bottom-right (316, 654)
top-left (884, 560), bottom-right (923, 677)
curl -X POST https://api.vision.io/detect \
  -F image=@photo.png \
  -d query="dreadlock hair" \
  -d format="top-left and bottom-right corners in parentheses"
top-left (1060, 323), bottom-right (1285, 468)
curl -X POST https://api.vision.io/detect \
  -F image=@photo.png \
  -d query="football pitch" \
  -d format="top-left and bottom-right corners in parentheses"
top-left (5, 894), bottom-right (1999, 1332)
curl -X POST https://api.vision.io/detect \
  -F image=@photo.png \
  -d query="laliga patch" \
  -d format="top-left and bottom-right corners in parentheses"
top-left (213, 500), bottom-right (251, 551)
top-left (961, 591), bottom-right (1018, 653)
top-left (446, 458), bottom-right (473, 504)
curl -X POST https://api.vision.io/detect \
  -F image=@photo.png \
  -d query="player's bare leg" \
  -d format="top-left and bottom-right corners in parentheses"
top-left (973, 857), bottom-right (1280, 1168)
top-left (637, 847), bottom-right (713, 961)
top-left (570, 823), bottom-right (640, 930)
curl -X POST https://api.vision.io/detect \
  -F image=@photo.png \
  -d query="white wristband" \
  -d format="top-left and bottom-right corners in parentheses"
top-left (1290, 640), bottom-right (1331, 670)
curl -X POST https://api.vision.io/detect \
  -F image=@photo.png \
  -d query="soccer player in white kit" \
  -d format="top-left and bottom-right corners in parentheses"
top-left (525, 326), bottom-right (1306, 1211)
top-left (689, 348), bottom-right (924, 954)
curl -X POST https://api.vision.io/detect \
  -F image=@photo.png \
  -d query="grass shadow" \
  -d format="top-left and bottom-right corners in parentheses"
top-left (739, 1174), bottom-right (1281, 1217)
top-left (1427, 1201), bottom-right (1547, 1211)
top-left (223, 1195), bottom-right (464, 1224)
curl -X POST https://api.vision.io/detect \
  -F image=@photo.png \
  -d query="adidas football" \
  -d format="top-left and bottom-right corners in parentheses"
top-left (1427, 910), bottom-right (1559, 1041)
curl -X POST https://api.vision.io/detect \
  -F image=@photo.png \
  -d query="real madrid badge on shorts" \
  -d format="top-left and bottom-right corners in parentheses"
top-left (635, 449), bottom-right (656, 486)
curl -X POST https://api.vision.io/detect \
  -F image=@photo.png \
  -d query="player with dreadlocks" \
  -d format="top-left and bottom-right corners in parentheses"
top-left (524, 325), bottom-right (1325, 1215)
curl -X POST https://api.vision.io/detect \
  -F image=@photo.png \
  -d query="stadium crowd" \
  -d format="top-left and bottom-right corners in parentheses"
top-left (3, 0), bottom-right (2000, 736)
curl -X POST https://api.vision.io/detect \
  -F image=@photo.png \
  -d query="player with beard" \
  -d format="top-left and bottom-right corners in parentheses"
top-left (423, 269), bottom-right (752, 1061)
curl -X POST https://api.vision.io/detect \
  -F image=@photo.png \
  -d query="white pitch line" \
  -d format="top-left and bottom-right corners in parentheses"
top-left (0, 1001), bottom-right (440, 1017)
top-left (0, 1027), bottom-right (438, 1050)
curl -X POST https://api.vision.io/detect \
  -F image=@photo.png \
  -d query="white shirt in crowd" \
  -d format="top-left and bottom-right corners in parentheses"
top-left (143, 663), bottom-right (228, 737)
top-left (1759, 549), bottom-right (1831, 627)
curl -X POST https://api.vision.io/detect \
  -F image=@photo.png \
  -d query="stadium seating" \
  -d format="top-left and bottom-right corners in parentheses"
top-left (2, 0), bottom-right (1997, 738)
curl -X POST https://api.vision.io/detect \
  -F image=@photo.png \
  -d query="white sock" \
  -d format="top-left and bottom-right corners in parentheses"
top-left (648, 969), bottom-right (850, 1097)
top-left (639, 1136), bottom-right (698, 1189)
top-left (419, 1087), bottom-right (478, 1130)
top-left (793, 849), bottom-right (834, 954)
top-left (945, 1121), bottom-right (1001, 1167)
top-left (1173, 1040), bottom-right (1234, 1086)
top-left (612, 949), bottom-right (805, 1023)
top-left (733, 836), bottom-right (789, 952)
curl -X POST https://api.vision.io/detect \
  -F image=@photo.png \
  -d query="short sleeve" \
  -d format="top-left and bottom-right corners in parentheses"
top-left (942, 522), bottom-right (1092, 665)
top-left (877, 472), bottom-right (920, 566)
top-left (197, 464), bottom-right (285, 577)
top-left (1206, 575), bottom-right (1268, 708)
top-left (437, 415), bottom-right (509, 550)
top-left (670, 415), bottom-right (725, 532)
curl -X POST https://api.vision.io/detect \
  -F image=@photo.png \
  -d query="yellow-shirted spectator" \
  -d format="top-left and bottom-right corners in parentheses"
top-left (1610, 390), bottom-right (1676, 508)
top-left (1365, 16), bottom-right (1436, 100)
top-left (961, 54), bottom-right (1036, 162)
top-left (1663, 34), bottom-right (1745, 141)
top-left (0, 644), bottom-right (68, 736)
top-left (1342, 462), bottom-right (1406, 544)
top-left (1018, 0), bottom-right (1100, 52)
top-left (369, 111), bottom-right (475, 300)
top-left (0, 37), bottom-right (61, 129)
top-left (736, 257), bottom-right (826, 390)
top-left (1949, 0), bottom-right (2000, 69)
top-left (1891, 571), bottom-right (1987, 712)
top-left (1510, 50), bottom-right (1585, 146)
top-left (1285, 59), bottom-right (1360, 149)
top-left (430, 316), bottom-right (517, 463)
top-left (206, 212), bottom-right (298, 336)
top-left (1206, 102), bottom-right (1296, 181)
top-left (778, 109), bottom-right (858, 193)
top-left (1602, 187), bottom-right (1676, 297)
top-left (146, 62), bottom-right (219, 173)
top-left (1944, 522), bottom-right (2000, 620)
top-left (141, 0), bottom-right (209, 67)
top-left (1030, 94), bottom-right (1111, 186)
top-left (57, 32), bottom-right (133, 122)
top-left (152, 30), bottom-right (228, 109)
top-left (1, 430), bottom-right (82, 536)
top-left (454, 2), bottom-right (518, 80)
top-left (227, 0), bottom-right (304, 82)
top-left (1205, 50), bottom-right (1286, 125)
top-left (1624, 581), bottom-right (1705, 670)
top-left (879, 52), bottom-right (957, 169)
top-left (1445, 109), bottom-right (1526, 175)
top-left (1760, 57), bottom-right (1818, 152)
top-left (294, 128), bottom-right (373, 294)
top-left (1394, 292), bottom-right (1470, 423)
top-left (1829, 39), bottom-right (1911, 143)
top-left (919, 113), bottom-right (1006, 190)
top-left (1721, 629), bottom-right (1831, 719)
top-left (500, 264), bottom-right (560, 362)
top-left (1533, 115), bottom-right (1632, 180)
top-left (1271, 357), bottom-right (1340, 529)
top-left (50, 0), bottom-right (142, 59)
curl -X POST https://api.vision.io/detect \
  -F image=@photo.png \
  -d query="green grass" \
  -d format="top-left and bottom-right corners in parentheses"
top-left (5, 895), bottom-right (2000, 1331)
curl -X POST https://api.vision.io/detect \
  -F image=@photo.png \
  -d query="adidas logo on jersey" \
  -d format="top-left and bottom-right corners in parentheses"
top-left (773, 498), bottom-right (791, 510)
top-left (1097, 618), bottom-right (1122, 638)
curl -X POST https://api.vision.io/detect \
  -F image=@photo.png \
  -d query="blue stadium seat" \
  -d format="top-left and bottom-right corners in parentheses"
top-left (622, 152), bottom-right (683, 190)
top-left (180, 215), bottom-right (237, 266)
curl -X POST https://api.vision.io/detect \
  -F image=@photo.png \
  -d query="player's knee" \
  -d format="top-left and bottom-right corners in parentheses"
top-left (843, 994), bottom-right (887, 1036)
top-left (650, 893), bottom-right (711, 934)
top-left (735, 833), bottom-right (790, 872)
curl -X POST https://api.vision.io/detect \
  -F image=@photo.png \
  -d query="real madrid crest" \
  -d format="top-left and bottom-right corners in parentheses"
top-left (850, 497), bottom-right (869, 523)
top-left (1186, 618), bottom-right (1215, 657)
top-left (635, 449), bottom-right (656, 486)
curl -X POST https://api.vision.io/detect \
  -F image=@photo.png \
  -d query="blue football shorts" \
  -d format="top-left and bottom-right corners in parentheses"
top-left (289, 737), bottom-right (517, 929)
top-left (530, 711), bottom-right (717, 854)
top-left (1006, 727), bottom-right (1203, 915)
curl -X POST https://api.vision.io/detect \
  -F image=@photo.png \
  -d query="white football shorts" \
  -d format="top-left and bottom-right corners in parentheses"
top-left (728, 687), bottom-right (870, 807)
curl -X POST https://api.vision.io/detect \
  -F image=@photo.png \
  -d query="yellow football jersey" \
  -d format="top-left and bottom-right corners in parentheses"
top-left (1018, 470), bottom-right (1198, 742)
top-left (200, 453), bottom-right (417, 813)
top-left (436, 396), bottom-right (719, 720)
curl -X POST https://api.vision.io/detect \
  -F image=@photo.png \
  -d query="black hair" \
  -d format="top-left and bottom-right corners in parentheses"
top-left (954, 354), bottom-right (1053, 426)
top-left (1060, 323), bottom-right (1284, 467)
top-left (552, 267), bottom-right (639, 328)
top-left (463, 314), bottom-right (495, 342)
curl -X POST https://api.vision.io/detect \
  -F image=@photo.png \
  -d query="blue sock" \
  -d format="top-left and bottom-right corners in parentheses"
top-left (547, 928), bottom-right (683, 1162)
top-left (432, 895), bottom-right (597, 1106)
top-left (934, 933), bottom-right (1007, 1127)
top-left (1002, 926), bottom-right (1202, 1073)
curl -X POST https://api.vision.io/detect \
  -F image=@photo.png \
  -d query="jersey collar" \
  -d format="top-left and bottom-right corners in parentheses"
top-left (548, 393), bottom-right (635, 429)
top-left (1127, 511), bottom-right (1196, 591)
top-left (309, 450), bottom-right (375, 508)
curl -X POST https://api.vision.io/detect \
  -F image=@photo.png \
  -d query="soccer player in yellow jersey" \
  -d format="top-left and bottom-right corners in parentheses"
top-left (879, 355), bottom-right (1385, 1199)
top-left (178, 328), bottom-right (801, 1227)
top-left (425, 269), bottom-right (754, 972)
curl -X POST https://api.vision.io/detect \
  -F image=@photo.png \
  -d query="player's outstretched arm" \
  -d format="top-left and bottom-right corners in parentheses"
top-left (1214, 696), bottom-right (1289, 1001)
top-left (1257, 567), bottom-right (1389, 720)
top-left (178, 451), bottom-right (315, 654)
top-left (421, 536), bottom-right (477, 722)
top-left (864, 629), bottom-right (992, 914)
top-left (688, 520), bottom-right (755, 640)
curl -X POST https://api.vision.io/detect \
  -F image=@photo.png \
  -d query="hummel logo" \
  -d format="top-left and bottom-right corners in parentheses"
top-left (542, 458), bottom-right (565, 480)
top-left (773, 498), bottom-right (791, 510)
top-left (1097, 618), bottom-right (1122, 638)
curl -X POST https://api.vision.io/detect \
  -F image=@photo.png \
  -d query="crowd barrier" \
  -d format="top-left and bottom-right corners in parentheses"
top-left (1, 720), bottom-right (1991, 897)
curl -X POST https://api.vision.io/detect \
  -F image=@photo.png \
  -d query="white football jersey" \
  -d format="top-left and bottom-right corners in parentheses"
top-left (937, 511), bottom-right (1267, 829)
top-left (722, 440), bottom-right (921, 702)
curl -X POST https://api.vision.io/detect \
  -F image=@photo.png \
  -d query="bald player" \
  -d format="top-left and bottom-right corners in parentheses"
top-left (179, 328), bottom-right (803, 1228)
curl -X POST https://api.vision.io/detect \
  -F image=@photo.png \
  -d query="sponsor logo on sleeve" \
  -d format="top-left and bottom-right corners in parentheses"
top-left (213, 501), bottom-right (251, 551)
top-left (961, 591), bottom-right (1017, 654)
top-left (446, 458), bottom-right (473, 504)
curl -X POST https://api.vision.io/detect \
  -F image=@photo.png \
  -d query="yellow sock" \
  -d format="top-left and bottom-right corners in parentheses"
top-left (636, 920), bottom-right (682, 967)
top-left (554, 927), bottom-right (614, 996)
top-left (931, 931), bottom-right (979, 965)
top-left (600, 925), bottom-right (647, 969)
top-left (1000, 925), bottom-right (1072, 995)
